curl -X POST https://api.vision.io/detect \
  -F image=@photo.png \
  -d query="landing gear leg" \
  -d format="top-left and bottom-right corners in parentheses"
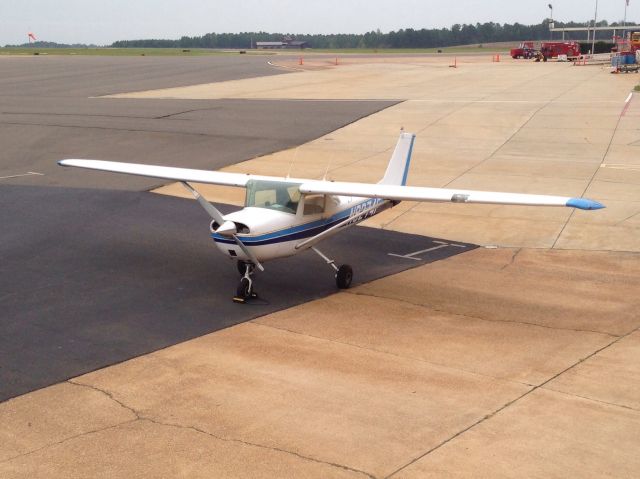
top-left (233, 262), bottom-right (258, 304)
top-left (311, 247), bottom-right (353, 289)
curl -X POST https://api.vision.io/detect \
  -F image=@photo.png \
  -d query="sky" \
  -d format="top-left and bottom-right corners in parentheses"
top-left (1, 0), bottom-right (637, 46)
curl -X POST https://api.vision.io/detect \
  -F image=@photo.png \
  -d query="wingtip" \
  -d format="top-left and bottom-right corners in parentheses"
top-left (566, 198), bottom-right (606, 210)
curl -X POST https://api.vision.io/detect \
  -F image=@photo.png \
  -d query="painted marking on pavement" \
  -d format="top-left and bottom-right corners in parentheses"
top-left (601, 163), bottom-right (640, 171)
top-left (622, 92), bottom-right (634, 116)
top-left (0, 171), bottom-right (44, 180)
top-left (389, 240), bottom-right (467, 261)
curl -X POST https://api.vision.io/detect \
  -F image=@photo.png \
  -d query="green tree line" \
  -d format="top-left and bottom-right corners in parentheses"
top-left (110, 20), bottom-right (633, 49)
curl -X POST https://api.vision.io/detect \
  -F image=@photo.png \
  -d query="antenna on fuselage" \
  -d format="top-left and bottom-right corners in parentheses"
top-left (322, 153), bottom-right (333, 181)
top-left (286, 147), bottom-right (299, 179)
top-left (321, 137), bottom-right (335, 181)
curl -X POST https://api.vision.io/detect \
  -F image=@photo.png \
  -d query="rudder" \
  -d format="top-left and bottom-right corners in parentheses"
top-left (379, 132), bottom-right (416, 185)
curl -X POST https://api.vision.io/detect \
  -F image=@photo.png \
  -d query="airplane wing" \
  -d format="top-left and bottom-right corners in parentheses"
top-left (299, 181), bottom-right (605, 210)
top-left (58, 160), bottom-right (605, 210)
top-left (57, 159), bottom-right (296, 187)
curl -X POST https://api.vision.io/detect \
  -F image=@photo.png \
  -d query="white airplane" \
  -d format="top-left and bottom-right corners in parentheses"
top-left (59, 132), bottom-right (604, 303)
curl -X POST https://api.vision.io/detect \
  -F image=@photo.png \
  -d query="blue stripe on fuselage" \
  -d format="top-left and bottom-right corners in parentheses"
top-left (212, 198), bottom-right (391, 246)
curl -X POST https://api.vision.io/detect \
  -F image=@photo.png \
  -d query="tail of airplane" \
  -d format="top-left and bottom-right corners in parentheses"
top-left (379, 131), bottom-right (416, 186)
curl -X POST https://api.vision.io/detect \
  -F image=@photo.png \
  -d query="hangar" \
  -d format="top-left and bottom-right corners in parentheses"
top-left (256, 39), bottom-right (308, 49)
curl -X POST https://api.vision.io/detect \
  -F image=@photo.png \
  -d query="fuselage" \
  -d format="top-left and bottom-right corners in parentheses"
top-left (211, 181), bottom-right (395, 263)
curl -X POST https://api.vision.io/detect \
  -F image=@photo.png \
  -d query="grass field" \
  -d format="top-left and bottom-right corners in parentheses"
top-left (0, 48), bottom-right (237, 56)
top-left (0, 45), bottom-right (511, 57)
top-left (311, 45), bottom-right (511, 54)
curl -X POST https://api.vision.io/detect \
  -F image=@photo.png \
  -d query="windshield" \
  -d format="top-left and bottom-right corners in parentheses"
top-left (245, 180), bottom-right (301, 214)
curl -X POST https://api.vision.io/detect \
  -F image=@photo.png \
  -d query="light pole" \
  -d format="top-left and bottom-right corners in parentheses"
top-left (591, 0), bottom-right (599, 54)
top-left (548, 4), bottom-right (553, 40)
top-left (623, 0), bottom-right (629, 39)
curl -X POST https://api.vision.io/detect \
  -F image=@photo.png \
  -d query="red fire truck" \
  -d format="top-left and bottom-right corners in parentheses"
top-left (510, 41), bottom-right (536, 59)
top-left (540, 41), bottom-right (581, 60)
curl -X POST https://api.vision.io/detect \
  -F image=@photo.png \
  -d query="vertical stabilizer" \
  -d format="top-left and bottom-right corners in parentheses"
top-left (379, 132), bottom-right (416, 185)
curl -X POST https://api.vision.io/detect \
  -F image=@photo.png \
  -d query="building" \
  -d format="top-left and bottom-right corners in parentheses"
top-left (256, 39), bottom-right (308, 49)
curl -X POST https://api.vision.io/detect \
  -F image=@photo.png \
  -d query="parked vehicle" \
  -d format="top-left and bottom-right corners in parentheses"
top-left (630, 32), bottom-right (640, 52)
top-left (510, 41), bottom-right (536, 59)
top-left (540, 41), bottom-right (581, 60)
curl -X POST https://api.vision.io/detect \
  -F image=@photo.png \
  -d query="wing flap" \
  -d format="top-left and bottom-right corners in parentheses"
top-left (299, 181), bottom-right (605, 210)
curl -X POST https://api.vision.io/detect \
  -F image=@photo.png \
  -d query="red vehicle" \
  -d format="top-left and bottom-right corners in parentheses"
top-left (540, 41), bottom-right (581, 59)
top-left (511, 41), bottom-right (536, 59)
top-left (630, 32), bottom-right (640, 52)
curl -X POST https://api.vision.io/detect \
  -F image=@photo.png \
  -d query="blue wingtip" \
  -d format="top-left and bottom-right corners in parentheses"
top-left (566, 198), bottom-right (606, 210)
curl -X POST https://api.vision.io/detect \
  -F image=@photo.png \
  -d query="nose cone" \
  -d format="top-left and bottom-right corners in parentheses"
top-left (216, 220), bottom-right (237, 236)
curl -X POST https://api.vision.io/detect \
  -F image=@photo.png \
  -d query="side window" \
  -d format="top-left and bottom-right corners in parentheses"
top-left (303, 194), bottom-right (326, 215)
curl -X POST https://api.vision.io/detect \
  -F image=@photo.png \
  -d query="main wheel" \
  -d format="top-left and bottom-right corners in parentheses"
top-left (236, 277), bottom-right (251, 299)
top-left (335, 264), bottom-right (353, 289)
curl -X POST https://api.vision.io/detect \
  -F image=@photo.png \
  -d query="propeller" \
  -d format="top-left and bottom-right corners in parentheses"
top-left (181, 182), bottom-right (264, 271)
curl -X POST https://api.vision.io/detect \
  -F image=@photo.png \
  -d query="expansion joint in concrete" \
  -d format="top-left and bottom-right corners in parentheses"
top-left (345, 290), bottom-right (619, 338)
top-left (384, 322), bottom-right (640, 478)
top-left (552, 70), bottom-right (629, 250)
top-left (542, 386), bottom-right (640, 413)
top-left (250, 321), bottom-right (533, 388)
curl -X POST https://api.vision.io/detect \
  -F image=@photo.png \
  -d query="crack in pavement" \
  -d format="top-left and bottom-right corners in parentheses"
top-left (154, 107), bottom-right (221, 119)
top-left (0, 120), bottom-right (282, 140)
top-left (346, 290), bottom-right (620, 338)
top-left (500, 247), bottom-right (522, 270)
top-left (138, 417), bottom-right (377, 479)
top-left (67, 380), bottom-right (140, 418)
top-left (2, 111), bottom-right (186, 121)
top-left (383, 322), bottom-right (640, 478)
top-left (0, 420), bottom-right (137, 465)
top-left (250, 321), bottom-right (534, 388)
top-left (58, 380), bottom-right (376, 479)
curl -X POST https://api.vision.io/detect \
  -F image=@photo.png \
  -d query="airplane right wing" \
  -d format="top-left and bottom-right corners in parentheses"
top-left (299, 180), bottom-right (605, 210)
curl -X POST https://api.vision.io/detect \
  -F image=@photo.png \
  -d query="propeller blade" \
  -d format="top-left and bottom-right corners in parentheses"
top-left (233, 235), bottom-right (264, 272)
top-left (181, 181), bottom-right (225, 225)
top-left (180, 182), bottom-right (264, 271)
top-left (216, 220), bottom-right (237, 236)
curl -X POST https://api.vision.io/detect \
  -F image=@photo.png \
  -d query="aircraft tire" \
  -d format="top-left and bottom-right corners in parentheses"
top-left (236, 277), bottom-right (251, 299)
top-left (336, 264), bottom-right (353, 289)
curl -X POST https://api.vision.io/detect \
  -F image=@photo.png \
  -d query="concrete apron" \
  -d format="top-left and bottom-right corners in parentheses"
top-left (3, 57), bottom-right (639, 478)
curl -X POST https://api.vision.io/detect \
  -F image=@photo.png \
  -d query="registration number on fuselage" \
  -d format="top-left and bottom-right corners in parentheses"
top-left (346, 198), bottom-right (384, 225)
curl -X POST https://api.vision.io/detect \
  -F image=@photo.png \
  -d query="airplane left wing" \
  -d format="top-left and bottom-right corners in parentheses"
top-left (299, 181), bottom-right (605, 210)
top-left (58, 159), bottom-right (294, 187)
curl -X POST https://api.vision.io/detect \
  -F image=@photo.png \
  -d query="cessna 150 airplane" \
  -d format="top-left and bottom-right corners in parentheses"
top-left (59, 132), bottom-right (604, 303)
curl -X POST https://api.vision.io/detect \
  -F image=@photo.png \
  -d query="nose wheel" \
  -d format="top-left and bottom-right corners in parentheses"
top-left (233, 262), bottom-right (258, 304)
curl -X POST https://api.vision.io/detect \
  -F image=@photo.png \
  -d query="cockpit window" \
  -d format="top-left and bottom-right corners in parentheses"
top-left (245, 180), bottom-right (301, 214)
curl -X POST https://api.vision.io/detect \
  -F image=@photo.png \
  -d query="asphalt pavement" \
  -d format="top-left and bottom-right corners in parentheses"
top-left (0, 55), bottom-right (473, 402)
